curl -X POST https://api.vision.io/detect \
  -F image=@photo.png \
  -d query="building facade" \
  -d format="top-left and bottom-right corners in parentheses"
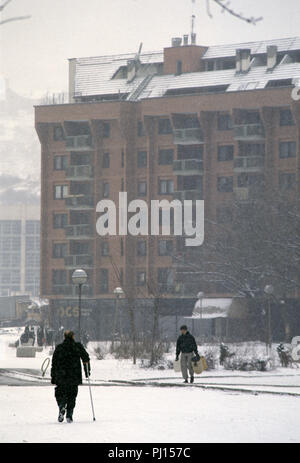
top-left (35, 36), bottom-right (300, 339)
top-left (0, 204), bottom-right (40, 297)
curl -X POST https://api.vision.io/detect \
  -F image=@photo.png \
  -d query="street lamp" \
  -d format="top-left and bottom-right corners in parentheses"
top-left (264, 284), bottom-right (274, 355)
top-left (72, 269), bottom-right (87, 341)
top-left (197, 291), bottom-right (204, 339)
top-left (112, 287), bottom-right (124, 350)
top-left (197, 292), bottom-right (204, 319)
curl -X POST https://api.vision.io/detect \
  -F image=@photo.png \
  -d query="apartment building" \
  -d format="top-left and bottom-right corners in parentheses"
top-left (0, 204), bottom-right (40, 297)
top-left (35, 35), bottom-right (300, 337)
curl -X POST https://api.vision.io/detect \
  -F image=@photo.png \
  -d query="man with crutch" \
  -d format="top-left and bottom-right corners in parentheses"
top-left (51, 330), bottom-right (91, 423)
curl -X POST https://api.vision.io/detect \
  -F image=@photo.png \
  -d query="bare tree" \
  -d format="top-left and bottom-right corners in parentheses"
top-left (109, 255), bottom-right (138, 364)
top-left (0, 0), bottom-right (30, 26)
top-left (205, 0), bottom-right (263, 25)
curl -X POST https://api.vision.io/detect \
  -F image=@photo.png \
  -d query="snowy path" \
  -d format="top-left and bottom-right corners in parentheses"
top-left (0, 385), bottom-right (299, 443)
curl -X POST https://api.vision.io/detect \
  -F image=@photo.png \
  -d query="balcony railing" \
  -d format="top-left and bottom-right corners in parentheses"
top-left (64, 255), bottom-right (93, 268)
top-left (173, 189), bottom-right (203, 201)
top-left (65, 224), bottom-right (93, 238)
top-left (233, 123), bottom-right (265, 140)
top-left (173, 159), bottom-right (204, 175)
top-left (66, 165), bottom-right (93, 180)
top-left (65, 195), bottom-right (94, 209)
top-left (234, 156), bottom-right (264, 172)
top-left (66, 135), bottom-right (93, 150)
top-left (173, 128), bottom-right (204, 145)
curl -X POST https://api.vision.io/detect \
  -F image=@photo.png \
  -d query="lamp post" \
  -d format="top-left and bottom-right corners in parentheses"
top-left (112, 287), bottom-right (124, 350)
top-left (197, 291), bottom-right (204, 339)
top-left (264, 284), bottom-right (274, 355)
top-left (72, 269), bottom-right (87, 341)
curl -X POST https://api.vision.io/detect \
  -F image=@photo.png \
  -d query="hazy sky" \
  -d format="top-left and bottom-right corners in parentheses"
top-left (1, 0), bottom-right (300, 96)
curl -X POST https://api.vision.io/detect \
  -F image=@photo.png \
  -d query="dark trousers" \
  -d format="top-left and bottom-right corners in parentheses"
top-left (55, 385), bottom-right (78, 416)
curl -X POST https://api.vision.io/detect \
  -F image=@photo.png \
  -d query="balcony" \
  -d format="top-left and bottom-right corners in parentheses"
top-left (173, 128), bottom-right (204, 145)
top-left (65, 135), bottom-right (93, 151)
top-left (234, 156), bottom-right (264, 173)
top-left (64, 254), bottom-right (93, 268)
top-left (233, 124), bottom-right (265, 141)
top-left (65, 195), bottom-right (94, 209)
top-left (173, 189), bottom-right (203, 201)
top-left (173, 159), bottom-right (204, 176)
top-left (65, 224), bottom-right (93, 239)
top-left (66, 165), bottom-right (93, 180)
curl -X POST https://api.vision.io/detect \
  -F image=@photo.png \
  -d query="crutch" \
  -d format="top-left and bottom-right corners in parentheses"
top-left (84, 363), bottom-right (96, 421)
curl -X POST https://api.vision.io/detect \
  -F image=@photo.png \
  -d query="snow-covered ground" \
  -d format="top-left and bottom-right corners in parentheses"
top-left (1, 327), bottom-right (300, 443)
top-left (0, 385), bottom-right (299, 443)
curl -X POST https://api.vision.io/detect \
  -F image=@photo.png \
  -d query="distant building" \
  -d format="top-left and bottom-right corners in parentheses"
top-left (35, 35), bottom-right (300, 339)
top-left (0, 204), bottom-right (40, 297)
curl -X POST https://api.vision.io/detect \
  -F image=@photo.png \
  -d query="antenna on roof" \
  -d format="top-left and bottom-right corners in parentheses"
top-left (191, 0), bottom-right (196, 44)
top-left (136, 42), bottom-right (143, 61)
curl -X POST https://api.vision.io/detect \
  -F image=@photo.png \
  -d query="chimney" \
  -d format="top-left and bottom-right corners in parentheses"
top-left (236, 48), bottom-right (251, 73)
top-left (172, 37), bottom-right (182, 47)
top-left (267, 45), bottom-right (277, 70)
top-left (183, 34), bottom-right (189, 46)
top-left (191, 33), bottom-right (197, 45)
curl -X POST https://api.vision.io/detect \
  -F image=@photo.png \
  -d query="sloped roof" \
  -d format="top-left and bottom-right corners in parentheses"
top-left (72, 37), bottom-right (300, 101)
top-left (74, 51), bottom-right (163, 97)
top-left (203, 36), bottom-right (300, 59)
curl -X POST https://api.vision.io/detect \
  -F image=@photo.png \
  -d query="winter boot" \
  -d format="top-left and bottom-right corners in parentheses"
top-left (58, 406), bottom-right (66, 423)
top-left (66, 409), bottom-right (73, 423)
top-left (183, 379), bottom-right (188, 383)
top-left (190, 376), bottom-right (194, 384)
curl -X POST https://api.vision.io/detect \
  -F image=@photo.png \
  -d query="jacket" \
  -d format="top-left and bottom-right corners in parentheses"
top-left (176, 332), bottom-right (198, 358)
top-left (51, 338), bottom-right (90, 386)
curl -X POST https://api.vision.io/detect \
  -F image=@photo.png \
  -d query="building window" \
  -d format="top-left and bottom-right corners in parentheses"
top-left (280, 109), bottom-right (295, 126)
top-left (54, 185), bottom-right (68, 199)
top-left (136, 271), bottom-right (146, 286)
top-left (54, 155), bottom-right (68, 171)
top-left (240, 143), bottom-right (265, 157)
top-left (137, 151), bottom-right (147, 168)
top-left (137, 240), bottom-right (147, 256)
top-left (279, 173), bottom-right (296, 190)
top-left (217, 114), bottom-right (233, 131)
top-left (158, 179), bottom-right (174, 194)
top-left (158, 149), bottom-right (174, 165)
top-left (137, 121), bottom-right (145, 137)
top-left (138, 181), bottom-right (147, 196)
top-left (70, 241), bottom-right (89, 255)
top-left (279, 141), bottom-right (296, 158)
top-left (102, 153), bottom-right (110, 168)
top-left (103, 122), bottom-right (110, 138)
top-left (52, 269), bottom-right (67, 285)
top-left (53, 214), bottom-right (68, 229)
top-left (158, 240), bottom-right (173, 256)
top-left (102, 182), bottom-right (109, 198)
top-left (53, 125), bottom-right (64, 141)
top-left (157, 268), bottom-right (173, 293)
top-left (25, 220), bottom-right (40, 235)
top-left (99, 269), bottom-right (109, 293)
top-left (158, 118), bottom-right (172, 135)
top-left (217, 177), bottom-right (233, 193)
top-left (101, 241), bottom-right (109, 256)
top-left (53, 243), bottom-right (67, 258)
top-left (218, 145), bottom-right (234, 162)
